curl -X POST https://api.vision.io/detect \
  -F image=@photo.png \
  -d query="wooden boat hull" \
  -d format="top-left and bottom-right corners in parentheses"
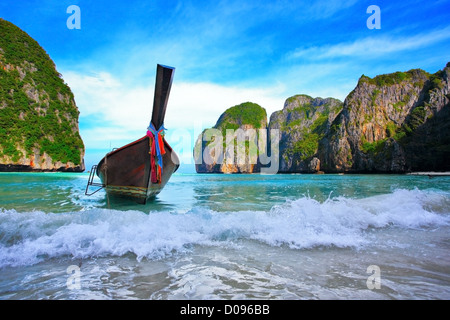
top-left (96, 136), bottom-right (179, 204)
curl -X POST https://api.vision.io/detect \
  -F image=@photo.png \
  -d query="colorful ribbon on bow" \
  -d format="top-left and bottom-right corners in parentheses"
top-left (147, 123), bottom-right (166, 184)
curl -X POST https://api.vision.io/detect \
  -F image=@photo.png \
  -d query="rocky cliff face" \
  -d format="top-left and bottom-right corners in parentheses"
top-left (0, 19), bottom-right (85, 172)
top-left (195, 62), bottom-right (450, 174)
top-left (269, 95), bottom-right (342, 173)
top-left (319, 63), bottom-right (450, 173)
top-left (194, 102), bottom-right (267, 173)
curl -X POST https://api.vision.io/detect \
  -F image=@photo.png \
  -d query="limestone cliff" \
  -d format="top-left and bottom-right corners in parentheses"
top-left (194, 63), bottom-right (450, 174)
top-left (194, 102), bottom-right (267, 173)
top-left (269, 95), bottom-right (342, 173)
top-left (319, 63), bottom-right (450, 173)
top-left (0, 19), bottom-right (85, 172)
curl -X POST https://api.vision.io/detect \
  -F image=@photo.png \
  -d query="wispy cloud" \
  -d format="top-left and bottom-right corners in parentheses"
top-left (288, 26), bottom-right (450, 60)
top-left (302, 0), bottom-right (359, 19)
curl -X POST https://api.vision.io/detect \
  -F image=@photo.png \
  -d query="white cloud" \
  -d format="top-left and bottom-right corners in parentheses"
top-left (62, 70), bottom-right (287, 150)
top-left (289, 26), bottom-right (450, 60)
top-left (168, 81), bottom-right (286, 128)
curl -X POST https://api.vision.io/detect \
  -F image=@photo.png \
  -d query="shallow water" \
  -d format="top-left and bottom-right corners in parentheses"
top-left (0, 172), bottom-right (449, 300)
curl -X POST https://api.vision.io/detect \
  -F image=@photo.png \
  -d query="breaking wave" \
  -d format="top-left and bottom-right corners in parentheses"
top-left (0, 188), bottom-right (449, 268)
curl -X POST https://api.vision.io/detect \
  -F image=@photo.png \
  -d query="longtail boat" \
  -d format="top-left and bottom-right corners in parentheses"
top-left (85, 64), bottom-right (179, 204)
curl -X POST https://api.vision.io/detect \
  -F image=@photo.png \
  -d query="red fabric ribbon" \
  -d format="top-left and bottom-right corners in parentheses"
top-left (147, 125), bottom-right (166, 184)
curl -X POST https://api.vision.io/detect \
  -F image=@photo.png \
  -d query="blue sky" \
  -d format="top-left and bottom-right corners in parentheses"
top-left (1, 0), bottom-right (450, 171)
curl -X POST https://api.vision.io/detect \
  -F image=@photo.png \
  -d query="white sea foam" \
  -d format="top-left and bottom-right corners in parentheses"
top-left (0, 189), bottom-right (448, 268)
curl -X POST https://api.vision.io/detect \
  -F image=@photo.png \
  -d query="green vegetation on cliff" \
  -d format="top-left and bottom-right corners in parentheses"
top-left (289, 113), bottom-right (329, 161)
top-left (0, 18), bottom-right (84, 167)
top-left (280, 96), bottom-right (342, 164)
top-left (359, 68), bottom-right (430, 87)
top-left (215, 102), bottom-right (267, 130)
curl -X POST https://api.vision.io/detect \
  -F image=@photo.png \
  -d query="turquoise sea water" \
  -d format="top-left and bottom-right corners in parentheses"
top-left (0, 172), bottom-right (449, 299)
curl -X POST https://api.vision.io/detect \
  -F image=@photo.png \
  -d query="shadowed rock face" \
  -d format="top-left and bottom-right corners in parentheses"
top-left (0, 19), bottom-right (85, 172)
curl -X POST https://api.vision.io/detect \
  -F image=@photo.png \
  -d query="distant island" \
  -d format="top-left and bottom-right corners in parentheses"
top-left (0, 19), bottom-right (85, 172)
top-left (195, 62), bottom-right (450, 174)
